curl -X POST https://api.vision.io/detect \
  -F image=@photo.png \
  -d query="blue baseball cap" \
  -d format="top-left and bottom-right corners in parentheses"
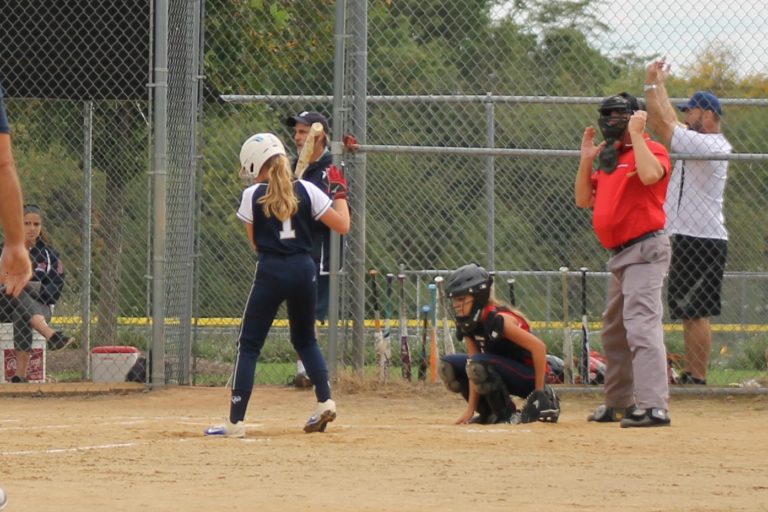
top-left (677, 91), bottom-right (723, 116)
top-left (285, 111), bottom-right (330, 133)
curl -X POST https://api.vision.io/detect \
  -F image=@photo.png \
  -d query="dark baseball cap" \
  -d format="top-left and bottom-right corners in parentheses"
top-left (677, 91), bottom-right (723, 116)
top-left (285, 111), bottom-right (330, 133)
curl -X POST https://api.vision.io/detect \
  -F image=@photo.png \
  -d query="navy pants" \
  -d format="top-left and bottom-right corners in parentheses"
top-left (230, 252), bottom-right (331, 423)
top-left (442, 352), bottom-right (536, 400)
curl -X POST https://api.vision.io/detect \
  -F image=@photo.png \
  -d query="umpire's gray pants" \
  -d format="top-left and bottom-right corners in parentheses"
top-left (601, 235), bottom-right (671, 411)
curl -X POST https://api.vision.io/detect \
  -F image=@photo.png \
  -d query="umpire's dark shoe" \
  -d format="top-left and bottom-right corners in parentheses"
top-left (620, 407), bottom-right (671, 428)
top-left (587, 404), bottom-right (636, 422)
top-left (47, 331), bottom-right (76, 351)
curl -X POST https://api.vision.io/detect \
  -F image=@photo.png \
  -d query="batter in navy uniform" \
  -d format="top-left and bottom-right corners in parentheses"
top-left (438, 264), bottom-right (559, 425)
top-left (205, 133), bottom-right (350, 437)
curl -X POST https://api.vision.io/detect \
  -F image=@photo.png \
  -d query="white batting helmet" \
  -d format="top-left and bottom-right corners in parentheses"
top-left (239, 133), bottom-right (286, 179)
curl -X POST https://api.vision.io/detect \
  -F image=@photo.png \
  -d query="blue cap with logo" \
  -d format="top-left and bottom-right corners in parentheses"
top-left (677, 91), bottom-right (723, 116)
top-left (285, 111), bottom-right (330, 133)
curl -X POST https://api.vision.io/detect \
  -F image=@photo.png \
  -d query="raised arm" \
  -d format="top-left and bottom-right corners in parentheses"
top-left (628, 111), bottom-right (666, 185)
top-left (574, 126), bottom-right (602, 208)
top-left (644, 60), bottom-right (684, 145)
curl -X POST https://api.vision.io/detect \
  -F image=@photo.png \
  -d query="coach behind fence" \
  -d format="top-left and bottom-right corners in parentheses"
top-left (644, 61), bottom-right (732, 386)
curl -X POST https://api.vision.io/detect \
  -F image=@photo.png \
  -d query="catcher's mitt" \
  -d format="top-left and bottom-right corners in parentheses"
top-left (520, 385), bottom-right (560, 423)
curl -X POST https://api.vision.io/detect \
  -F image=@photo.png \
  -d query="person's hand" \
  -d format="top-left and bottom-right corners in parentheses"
top-left (627, 110), bottom-right (647, 136)
top-left (580, 126), bottom-right (606, 162)
top-left (342, 134), bottom-right (359, 153)
top-left (0, 243), bottom-right (32, 297)
top-left (454, 407), bottom-right (475, 425)
top-left (327, 165), bottom-right (349, 200)
top-left (645, 60), bottom-right (670, 85)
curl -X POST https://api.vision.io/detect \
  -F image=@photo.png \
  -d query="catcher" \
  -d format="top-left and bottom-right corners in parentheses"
top-left (438, 263), bottom-right (560, 424)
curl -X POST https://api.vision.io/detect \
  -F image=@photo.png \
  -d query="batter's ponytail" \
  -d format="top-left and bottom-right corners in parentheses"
top-left (258, 154), bottom-right (299, 222)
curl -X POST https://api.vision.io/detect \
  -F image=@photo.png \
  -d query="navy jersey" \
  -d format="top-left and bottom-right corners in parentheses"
top-left (466, 305), bottom-right (534, 366)
top-left (237, 179), bottom-right (332, 255)
top-left (30, 239), bottom-right (65, 305)
top-left (0, 84), bottom-right (9, 133)
top-left (292, 151), bottom-right (345, 274)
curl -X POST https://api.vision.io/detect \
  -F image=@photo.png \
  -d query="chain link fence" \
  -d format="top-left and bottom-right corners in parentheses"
top-left (1, 0), bottom-right (766, 390)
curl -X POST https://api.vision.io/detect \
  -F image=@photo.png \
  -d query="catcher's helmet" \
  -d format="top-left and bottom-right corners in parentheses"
top-left (239, 133), bottom-right (286, 180)
top-left (446, 263), bottom-right (493, 299)
top-left (446, 264), bottom-right (493, 335)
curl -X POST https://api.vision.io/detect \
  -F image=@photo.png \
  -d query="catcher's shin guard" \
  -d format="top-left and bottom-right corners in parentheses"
top-left (466, 360), bottom-right (515, 423)
top-left (438, 359), bottom-right (466, 394)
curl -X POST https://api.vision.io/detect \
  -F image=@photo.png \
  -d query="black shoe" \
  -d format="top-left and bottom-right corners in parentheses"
top-left (679, 372), bottom-right (707, 385)
top-left (47, 331), bottom-right (76, 351)
top-left (10, 375), bottom-right (27, 383)
top-left (620, 407), bottom-right (671, 428)
top-left (587, 404), bottom-right (636, 422)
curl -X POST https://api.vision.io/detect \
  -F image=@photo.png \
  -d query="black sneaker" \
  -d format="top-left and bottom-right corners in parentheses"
top-left (620, 407), bottom-right (671, 428)
top-left (47, 331), bottom-right (76, 351)
top-left (10, 375), bottom-right (27, 383)
top-left (679, 372), bottom-right (707, 385)
top-left (587, 404), bottom-right (636, 422)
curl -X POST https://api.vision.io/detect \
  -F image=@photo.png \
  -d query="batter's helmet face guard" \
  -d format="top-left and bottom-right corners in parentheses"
top-left (239, 133), bottom-right (286, 180)
top-left (446, 263), bottom-right (493, 335)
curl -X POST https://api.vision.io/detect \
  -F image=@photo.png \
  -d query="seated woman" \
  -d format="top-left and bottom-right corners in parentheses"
top-left (0, 204), bottom-right (75, 382)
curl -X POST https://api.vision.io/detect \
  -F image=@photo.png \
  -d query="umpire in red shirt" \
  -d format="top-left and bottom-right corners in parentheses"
top-left (575, 93), bottom-right (673, 428)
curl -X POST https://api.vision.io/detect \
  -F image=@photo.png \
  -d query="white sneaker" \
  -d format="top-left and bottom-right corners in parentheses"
top-left (204, 420), bottom-right (245, 438)
top-left (304, 399), bottom-right (337, 433)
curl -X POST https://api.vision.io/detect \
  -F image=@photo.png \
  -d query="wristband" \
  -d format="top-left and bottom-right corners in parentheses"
top-left (643, 84), bottom-right (657, 92)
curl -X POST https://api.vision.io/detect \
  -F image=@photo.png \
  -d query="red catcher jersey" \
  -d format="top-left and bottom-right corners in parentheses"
top-left (590, 135), bottom-right (670, 249)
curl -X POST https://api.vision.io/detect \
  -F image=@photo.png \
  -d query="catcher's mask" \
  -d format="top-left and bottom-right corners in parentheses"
top-left (239, 132), bottom-right (286, 180)
top-left (446, 263), bottom-right (493, 334)
top-left (597, 93), bottom-right (639, 172)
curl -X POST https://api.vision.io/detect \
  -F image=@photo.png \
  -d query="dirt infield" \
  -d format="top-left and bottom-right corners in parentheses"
top-left (0, 384), bottom-right (766, 512)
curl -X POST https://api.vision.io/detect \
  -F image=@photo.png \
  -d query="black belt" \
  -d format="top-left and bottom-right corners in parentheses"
top-left (611, 230), bottom-right (665, 255)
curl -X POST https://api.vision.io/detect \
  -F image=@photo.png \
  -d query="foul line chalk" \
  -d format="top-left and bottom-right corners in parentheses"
top-left (1, 442), bottom-right (139, 457)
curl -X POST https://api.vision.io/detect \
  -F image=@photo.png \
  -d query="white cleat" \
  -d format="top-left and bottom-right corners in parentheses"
top-left (304, 399), bottom-right (337, 433)
top-left (204, 420), bottom-right (245, 438)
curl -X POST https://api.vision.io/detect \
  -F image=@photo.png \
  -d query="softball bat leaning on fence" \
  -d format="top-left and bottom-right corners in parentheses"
top-left (419, 305), bottom-right (429, 382)
top-left (428, 283), bottom-right (439, 384)
top-left (369, 269), bottom-right (389, 383)
top-left (507, 277), bottom-right (516, 306)
top-left (579, 267), bottom-right (590, 385)
top-left (560, 266), bottom-right (574, 384)
top-left (398, 272), bottom-right (412, 381)
top-left (383, 273), bottom-right (395, 381)
top-left (433, 276), bottom-right (455, 355)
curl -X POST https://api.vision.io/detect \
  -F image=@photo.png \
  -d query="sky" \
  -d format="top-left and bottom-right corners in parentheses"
top-left (588, 0), bottom-right (768, 77)
top-left (497, 0), bottom-right (768, 78)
